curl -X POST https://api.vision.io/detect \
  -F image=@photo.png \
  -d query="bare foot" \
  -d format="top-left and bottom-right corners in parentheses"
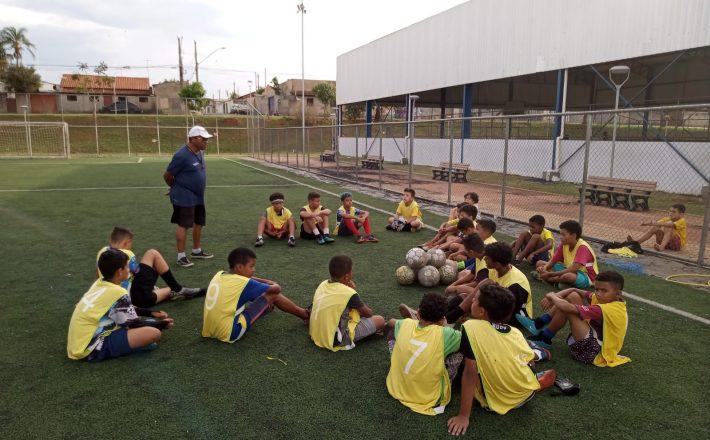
top-left (626, 235), bottom-right (634, 242)
top-left (653, 243), bottom-right (662, 251)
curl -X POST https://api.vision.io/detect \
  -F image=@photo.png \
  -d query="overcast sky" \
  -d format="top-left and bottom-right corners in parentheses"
top-left (1, 0), bottom-right (466, 97)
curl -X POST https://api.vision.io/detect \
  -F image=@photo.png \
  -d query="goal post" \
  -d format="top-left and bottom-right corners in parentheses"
top-left (0, 121), bottom-right (71, 158)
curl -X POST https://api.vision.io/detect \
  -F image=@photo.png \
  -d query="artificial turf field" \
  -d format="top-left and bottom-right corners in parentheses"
top-left (0, 156), bottom-right (708, 439)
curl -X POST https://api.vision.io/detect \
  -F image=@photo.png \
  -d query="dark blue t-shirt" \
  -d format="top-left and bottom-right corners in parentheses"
top-left (166, 145), bottom-right (206, 207)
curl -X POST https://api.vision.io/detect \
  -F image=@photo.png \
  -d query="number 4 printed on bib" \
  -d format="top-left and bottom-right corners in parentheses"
top-left (81, 287), bottom-right (107, 312)
top-left (404, 339), bottom-right (428, 374)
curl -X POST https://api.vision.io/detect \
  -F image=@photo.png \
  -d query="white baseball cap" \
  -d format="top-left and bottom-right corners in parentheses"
top-left (188, 125), bottom-right (213, 138)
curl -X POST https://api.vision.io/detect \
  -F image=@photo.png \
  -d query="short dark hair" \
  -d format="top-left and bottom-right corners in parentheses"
top-left (418, 292), bottom-right (449, 322)
top-left (457, 217), bottom-right (475, 231)
top-left (339, 192), bottom-right (352, 201)
top-left (478, 284), bottom-right (515, 323)
top-left (464, 192), bottom-right (479, 203)
top-left (672, 203), bottom-right (686, 214)
top-left (308, 191), bottom-right (320, 201)
top-left (529, 215), bottom-right (546, 227)
top-left (463, 233), bottom-right (485, 252)
top-left (456, 202), bottom-right (469, 209)
top-left (477, 218), bottom-right (497, 234)
top-left (97, 248), bottom-right (128, 280)
top-left (560, 220), bottom-right (582, 238)
top-left (228, 247), bottom-right (257, 268)
top-left (484, 242), bottom-right (513, 266)
top-left (269, 192), bottom-right (285, 202)
top-left (458, 204), bottom-right (478, 218)
top-left (110, 226), bottom-right (133, 243)
top-left (404, 188), bottom-right (415, 197)
top-left (329, 255), bottom-right (353, 279)
top-left (596, 271), bottom-right (625, 291)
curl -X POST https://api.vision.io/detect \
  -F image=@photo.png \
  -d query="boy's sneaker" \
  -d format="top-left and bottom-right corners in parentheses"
top-left (323, 234), bottom-right (335, 244)
top-left (398, 303), bottom-right (419, 320)
top-left (254, 237), bottom-right (265, 247)
top-left (316, 235), bottom-right (326, 245)
top-left (365, 235), bottom-right (379, 243)
top-left (385, 224), bottom-right (394, 231)
top-left (176, 256), bottom-right (194, 268)
top-left (171, 286), bottom-right (206, 300)
top-left (536, 369), bottom-right (557, 391)
top-left (356, 235), bottom-right (366, 244)
top-left (529, 340), bottom-right (552, 362)
top-left (287, 237), bottom-right (296, 247)
top-left (516, 314), bottom-right (543, 336)
top-left (527, 335), bottom-right (552, 349)
top-left (190, 250), bottom-right (213, 259)
top-left (529, 270), bottom-right (541, 281)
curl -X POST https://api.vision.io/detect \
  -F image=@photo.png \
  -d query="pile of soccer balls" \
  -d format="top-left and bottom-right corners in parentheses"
top-left (395, 247), bottom-right (458, 287)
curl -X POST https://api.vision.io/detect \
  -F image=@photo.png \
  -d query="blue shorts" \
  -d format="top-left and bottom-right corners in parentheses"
top-left (530, 252), bottom-right (549, 264)
top-left (87, 329), bottom-right (133, 363)
top-left (552, 262), bottom-right (592, 289)
top-left (230, 294), bottom-right (273, 342)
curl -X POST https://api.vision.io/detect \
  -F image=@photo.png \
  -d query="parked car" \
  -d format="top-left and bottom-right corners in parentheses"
top-left (99, 101), bottom-right (142, 114)
top-left (230, 103), bottom-right (250, 114)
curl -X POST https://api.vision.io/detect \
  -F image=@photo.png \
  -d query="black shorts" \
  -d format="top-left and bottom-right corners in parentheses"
top-left (300, 223), bottom-right (319, 240)
top-left (130, 263), bottom-right (159, 308)
top-left (171, 204), bottom-right (206, 228)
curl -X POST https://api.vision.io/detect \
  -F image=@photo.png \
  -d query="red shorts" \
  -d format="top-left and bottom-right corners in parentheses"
top-left (658, 233), bottom-right (682, 251)
top-left (265, 223), bottom-right (287, 237)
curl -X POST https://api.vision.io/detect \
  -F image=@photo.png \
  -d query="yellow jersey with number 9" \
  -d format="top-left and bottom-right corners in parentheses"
top-left (67, 279), bottom-right (127, 360)
top-left (202, 271), bottom-right (250, 343)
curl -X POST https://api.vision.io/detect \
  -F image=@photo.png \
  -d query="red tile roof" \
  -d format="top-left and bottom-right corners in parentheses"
top-left (59, 74), bottom-right (151, 93)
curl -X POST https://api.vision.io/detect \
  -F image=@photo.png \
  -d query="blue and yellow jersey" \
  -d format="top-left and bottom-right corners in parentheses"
top-left (96, 246), bottom-right (138, 290)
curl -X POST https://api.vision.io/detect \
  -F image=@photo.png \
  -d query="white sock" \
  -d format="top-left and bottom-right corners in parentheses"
top-left (257, 235), bottom-right (263, 239)
top-left (177, 252), bottom-right (186, 259)
top-left (192, 248), bottom-right (201, 254)
top-left (323, 228), bottom-right (330, 235)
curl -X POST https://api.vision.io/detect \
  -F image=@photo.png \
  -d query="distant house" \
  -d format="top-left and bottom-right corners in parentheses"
top-left (245, 79), bottom-right (336, 119)
top-left (58, 74), bottom-right (153, 113)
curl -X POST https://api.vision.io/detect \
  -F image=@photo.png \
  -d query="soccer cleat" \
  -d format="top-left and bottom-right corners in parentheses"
top-left (356, 235), bottom-right (366, 244)
top-left (529, 340), bottom-right (552, 362)
top-left (171, 286), bottom-right (206, 300)
top-left (527, 335), bottom-right (552, 349)
top-left (398, 303), bottom-right (419, 320)
top-left (254, 237), bottom-right (265, 247)
top-left (190, 250), bottom-right (213, 259)
top-left (516, 314), bottom-right (543, 336)
top-left (323, 234), bottom-right (335, 244)
top-left (316, 235), bottom-right (326, 245)
top-left (176, 257), bottom-right (194, 268)
top-left (536, 369), bottom-right (557, 391)
top-left (288, 237), bottom-right (296, 247)
top-left (366, 235), bottom-right (379, 243)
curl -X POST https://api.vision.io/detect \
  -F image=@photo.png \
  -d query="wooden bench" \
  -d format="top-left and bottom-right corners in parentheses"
top-left (579, 176), bottom-right (657, 211)
top-left (319, 150), bottom-right (336, 162)
top-left (360, 155), bottom-right (384, 169)
top-left (432, 162), bottom-right (470, 182)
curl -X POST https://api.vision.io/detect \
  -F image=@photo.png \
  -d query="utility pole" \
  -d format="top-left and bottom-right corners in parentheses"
top-left (177, 36), bottom-right (184, 86)
top-left (194, 40), bottom-right (199, 83)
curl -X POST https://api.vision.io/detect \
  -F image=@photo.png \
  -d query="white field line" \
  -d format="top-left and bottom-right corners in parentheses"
top-left (0, 184), bottom-right (299, 193)
top-left (226, 157), bottom-right (710, 326)
top-left (137, 157), bottom-right (144, 163)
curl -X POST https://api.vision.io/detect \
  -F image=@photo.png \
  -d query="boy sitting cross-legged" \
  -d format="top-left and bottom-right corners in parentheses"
top-left (309, 255), bottom-right (385, 351)
top-left (447, 285), bottom-right (556, 436)
top-left (97, 226), bottom-right (205, 307)
top-left (449, 218), bottom-right (497, 262)
top-left (68, 249), bottom-right (174, 362)
top-left (299, 191), bottom-right (335, 245)
top-left (255, 192), bottom-right (297, 247)
top-left (421, 204), bottom-right (478, 251)
top-left (518, 271), bottom-right (631, 367)
top-left (535, 220), bottom-right (597, 289)
top-left (386, 188), bottom-right (423, 232)
top-left (511, 215), bottom-right (555, 264)
top-left (202, 248), bottom-right (309, 343)
top-left (386, 292), bottom-right (462, 416)
top-left (445, 234), bottom-right (488, 297)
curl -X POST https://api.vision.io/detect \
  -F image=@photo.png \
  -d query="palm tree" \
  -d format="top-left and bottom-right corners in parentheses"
top-left (0, 26), bottom-right (36, 66)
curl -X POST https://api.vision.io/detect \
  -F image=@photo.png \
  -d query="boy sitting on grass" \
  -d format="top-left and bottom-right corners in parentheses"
top-left (448, 191), bottom-right (481, 221)
top-left (97, 226), bottom-right (205, 308)
top-left (299, 191), bottom-right (335, 245)
top-left (255, 192), bottom-right (296, 247)
top-left (627, 203), bottom-right (687, 252)
top-left (450, 218), bottom-right (498, 263)
top-left (447, 284), bottom-right (556, 436)
top-left (202, 248), bottom-right (309, 343)
top-left (386, 292), bottom-right (462, 416)
top-left (445, 234), bottom-right (488, 296)
top-left (535, 220), bottom-right (598, 289)
top-left (309, 255), bottom-right (385, 351)
top-left (511, 215), bottom-right (555, 264)
top-left (387, 188), bottom-right (423, 232)
top-left (335, 192), bottom-right (378, 243)
top-left (420, 204), bottom-right (477, 250)
top-left (68, 249), bottom-right (174, 362)
top-left (519, 271), bottom-right (631, 367)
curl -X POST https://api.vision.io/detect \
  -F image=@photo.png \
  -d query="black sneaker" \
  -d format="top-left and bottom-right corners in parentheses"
top-left (288, 237), bottom-right (296, 247)
top-left (176, 256), bottom-right (194, 268)
top-left (255, 237), bottom-right (265, 247)
top-left (191, 250), bottom-right (213, 259)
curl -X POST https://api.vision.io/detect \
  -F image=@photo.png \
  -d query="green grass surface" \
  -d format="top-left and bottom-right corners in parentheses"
top-left (0, 158), bottom-right (709, 439)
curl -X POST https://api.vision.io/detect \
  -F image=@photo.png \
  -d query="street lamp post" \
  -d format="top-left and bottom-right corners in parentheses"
top-left (608, 65), bottom-right (630, 178)
top-left (194, 44), bottom-right (226, 83)
top-left (21, 105), bottom-right (32, 157)
top-left (297, 1), bottom-right (306, 161)
top-left (112, 65), bottom-right (131, 114)
top-left (408, 94), bottom-right (419, 187)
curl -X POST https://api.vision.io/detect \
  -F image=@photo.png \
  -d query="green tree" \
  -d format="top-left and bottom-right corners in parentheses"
top-left (179, 81), bottom-right (207, 110)
top-left (0, 64), bottom-right (41, 92)
top-left (344, 103), bottom-right (364, 121)
top-left (312, 82), bottom-right (336, 114)
top-left (271, 76), bottom-right (281, 94)
top-left (255, 86), bottom-right (265, 95)
top-left (0, 26), bottom-right (36, 66)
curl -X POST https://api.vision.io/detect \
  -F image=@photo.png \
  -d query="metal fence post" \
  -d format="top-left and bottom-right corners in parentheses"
top-left (306, 127), bottom-right (311, 171)
top-left (125, 97), bottom-right (131, 156)
top-left (355, 126), bottom-right (359, 183)
top-left (697, 185), bottom-right (710, 267)
top-left (579, 116), bottom-right (593, 227)
top-left (94, 100), bottom-right (99, 156)
top-left (501, 118), bottom-right (510, 217)
top-left (448, 120), bottom-right (454, 204)
top-left (408, 125), bottom-right (414, 189)
top-left (277, 129), bottom-right (281, 164)
top-left (215, 112), bottom-right (220, 155)
top-left (378, 128), bottom-right (383, 189)
top-left (155, 99), bottom-right (161, 155)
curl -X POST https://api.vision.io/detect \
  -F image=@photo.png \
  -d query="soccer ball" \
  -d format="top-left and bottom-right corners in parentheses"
top-left (406, 247), bottom-right (428, 269)
top-left (418, 265), bottom-right (441, 287)
top-left (395, 265), bottom-right (416, 285)
top-left (443, 259), bottom-right (459, 271)
top-left (426, 249), bottom-right (447, 268)
top-left (439, 264), bottom-right (457, 285)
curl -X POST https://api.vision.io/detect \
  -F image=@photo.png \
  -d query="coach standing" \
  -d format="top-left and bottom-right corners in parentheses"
top-left (163, 125), bottom-right (214, 267)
